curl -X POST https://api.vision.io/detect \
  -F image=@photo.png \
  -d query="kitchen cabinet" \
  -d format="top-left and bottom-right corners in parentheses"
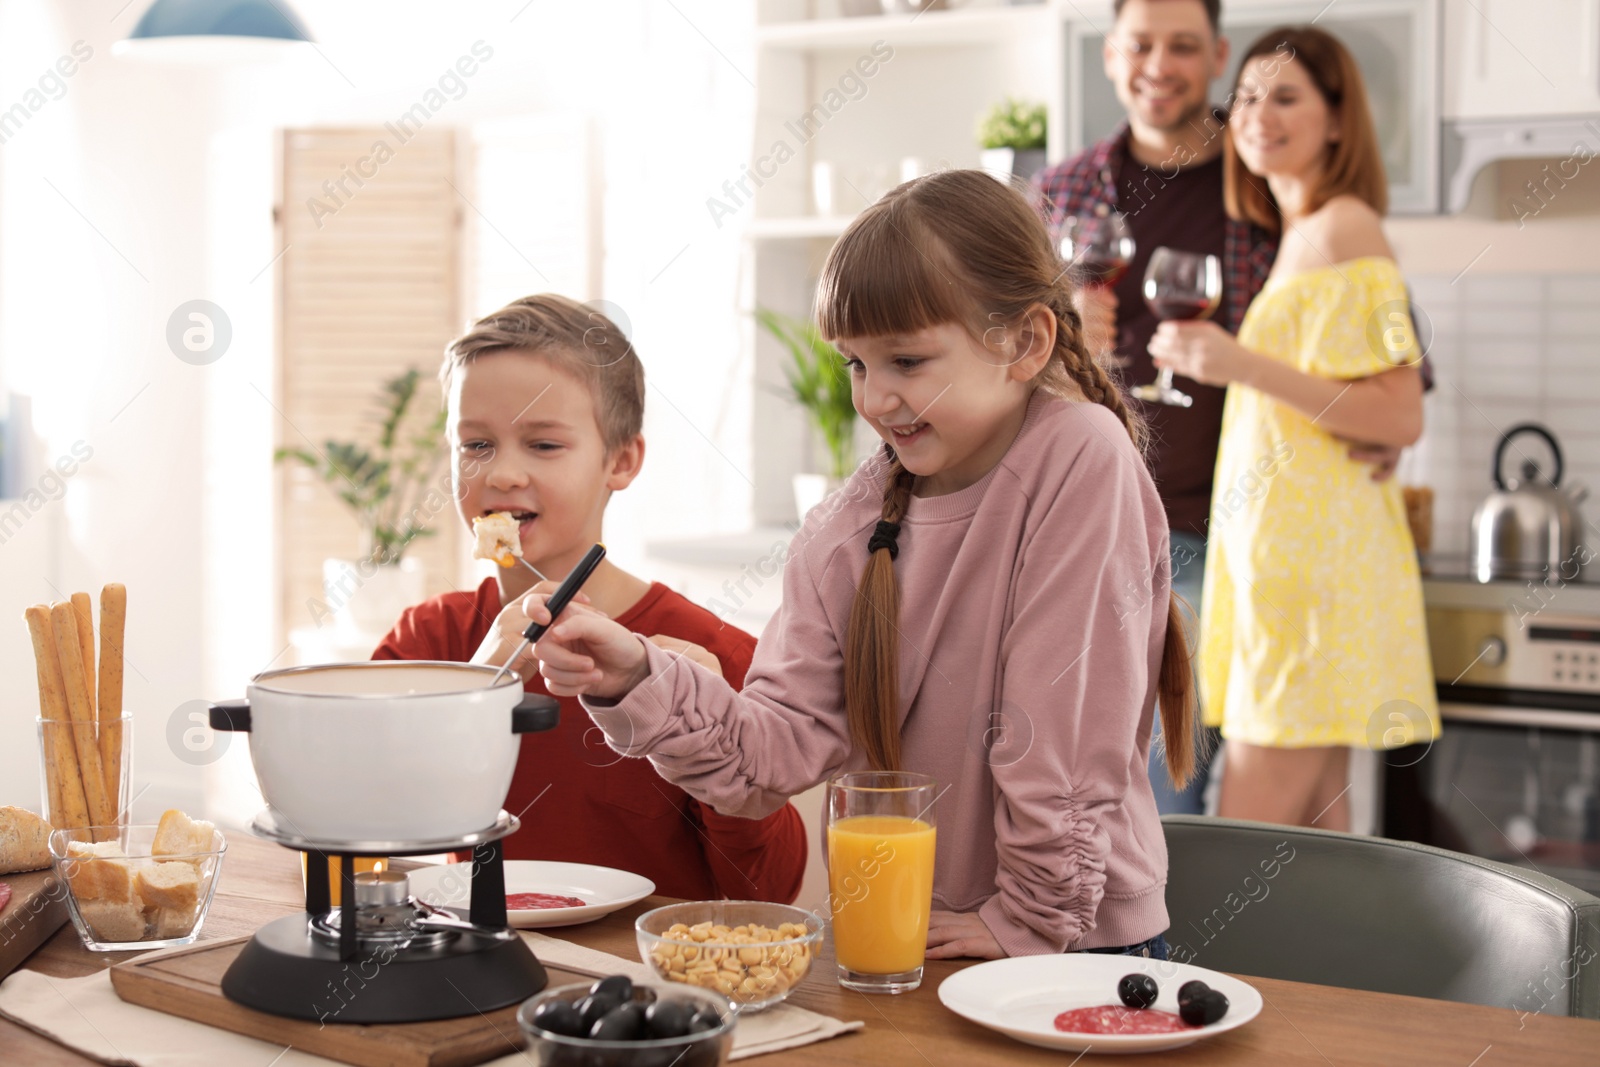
top-left (1069, 0), bottom-right (1440, 212)
top-left (1444, 0), bottom-right (1600, 119)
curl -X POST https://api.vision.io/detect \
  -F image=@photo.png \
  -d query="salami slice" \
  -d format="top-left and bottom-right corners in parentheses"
top-left (1053, 1005), bottom-right (1194, 1035)
top-left (0, 882), bottom-right (11, 916)
top-left (506, 891), bottom-right (587, 910)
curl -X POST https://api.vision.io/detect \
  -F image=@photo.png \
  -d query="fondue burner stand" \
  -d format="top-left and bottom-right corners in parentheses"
top-left (221, 811), bottom-right (546, 1024)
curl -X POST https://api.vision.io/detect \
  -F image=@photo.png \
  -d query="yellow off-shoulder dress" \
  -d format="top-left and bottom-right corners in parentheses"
top-left (1199, 256), bottom-right (1440, 749)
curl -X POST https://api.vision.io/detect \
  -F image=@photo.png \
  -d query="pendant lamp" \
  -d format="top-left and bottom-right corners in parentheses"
top-left (114, 0), bottom-right (314, 62)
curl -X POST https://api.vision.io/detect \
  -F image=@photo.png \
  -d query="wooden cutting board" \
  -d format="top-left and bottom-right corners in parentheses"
top-left (0, 867), bottom-right (70, 980)
top-left (110, 935), bottom-right (587, 1067)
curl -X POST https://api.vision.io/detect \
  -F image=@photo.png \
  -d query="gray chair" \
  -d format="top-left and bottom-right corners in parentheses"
top-left (1161, 815), bottom-right (1600, 1019)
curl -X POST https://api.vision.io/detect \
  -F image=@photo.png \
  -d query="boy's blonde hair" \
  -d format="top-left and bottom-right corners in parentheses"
top-left (441, 294), bottom-right (644, 452)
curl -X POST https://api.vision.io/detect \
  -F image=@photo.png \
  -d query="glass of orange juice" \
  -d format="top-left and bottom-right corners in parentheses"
top-left (825, 771), bottom-right (938, 994)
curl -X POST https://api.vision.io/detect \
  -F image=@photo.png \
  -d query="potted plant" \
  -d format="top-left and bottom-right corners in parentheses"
top-left (757, 308), bottom-right (859, 520)
top-left (977, 97), bottom-right (1048, 183)
top-left (274, 368), bottom-right (448, 636)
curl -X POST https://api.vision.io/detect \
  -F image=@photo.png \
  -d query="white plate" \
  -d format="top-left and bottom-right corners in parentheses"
top-left (937, 954), bottom-right (1262, 1054)
top-left (405, 860), bottom-right (655, 929)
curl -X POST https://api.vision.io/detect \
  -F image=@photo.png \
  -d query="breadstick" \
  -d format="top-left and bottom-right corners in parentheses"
top-left (25, 604), bottom-right (69, 828)
top-left (70, 591), bottom-right (96, 722)
top-left (98, 584), bottom-right (127, 820)
top-left (24, 605), bottom-right (91, 831)
top-left (49, 601), bottom-right (113, 838)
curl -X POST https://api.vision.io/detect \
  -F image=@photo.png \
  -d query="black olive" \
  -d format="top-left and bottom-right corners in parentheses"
top-left (574, 992), bottom-right (622, 1031)
top-left (686, 1004), bottom-right (723, 1033)
top-left (1117, 973), bottom-right (1159, 1009)
top-left (530, 998), bottom-right (584, 1037)
top-left (1177, 979), bottom-right (1210, 1007)
top-left (589, 1001), bottom-right (646, 1041)
top-left (590, 974), bottom-right (634, 1002)
top-left (643, 999), bottom-right (696, 1039)
top-left (1179, 988), bottom-right (1230, 1027)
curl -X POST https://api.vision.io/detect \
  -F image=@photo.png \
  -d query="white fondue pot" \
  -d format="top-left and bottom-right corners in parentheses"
top-left (210, 661), bottom-right (558, 844)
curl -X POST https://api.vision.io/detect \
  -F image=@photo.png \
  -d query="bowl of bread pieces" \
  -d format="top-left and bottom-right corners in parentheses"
top-left (49, 809), bottom-right (225, 951)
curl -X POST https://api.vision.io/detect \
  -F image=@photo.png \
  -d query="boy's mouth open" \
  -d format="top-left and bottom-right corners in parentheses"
top-left (484, 509), bottom-right (538, 535)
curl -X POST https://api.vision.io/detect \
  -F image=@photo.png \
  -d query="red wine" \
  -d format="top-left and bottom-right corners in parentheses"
top-left (1147, 296), bottom-right (1217, 321)
top-left (1076, 255), bottom-right (1128, 288)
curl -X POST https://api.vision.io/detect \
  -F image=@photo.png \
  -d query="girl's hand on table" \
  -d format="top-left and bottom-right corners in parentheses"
top-left (925, 910), bottom-right (1005, 960)
top-left (523, 587), bottom-right (648, 699)
top-left (1148, 320), bottom-right (1257, 387)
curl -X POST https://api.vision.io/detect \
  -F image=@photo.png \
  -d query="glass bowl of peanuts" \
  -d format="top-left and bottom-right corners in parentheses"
top-left (636, 901), bottom-right (825, 1012)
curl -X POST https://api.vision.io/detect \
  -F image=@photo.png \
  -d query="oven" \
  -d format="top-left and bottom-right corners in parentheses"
top-left (1382, 571), bottom-right (1600, 896)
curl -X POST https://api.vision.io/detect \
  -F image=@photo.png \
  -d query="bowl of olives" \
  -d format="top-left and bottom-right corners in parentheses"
top-left (516, 974), bottom-right (736, 1067)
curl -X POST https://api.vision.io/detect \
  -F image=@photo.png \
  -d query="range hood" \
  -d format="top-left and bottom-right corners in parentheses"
top-left (1443, 115), bottom-right (1600, 215)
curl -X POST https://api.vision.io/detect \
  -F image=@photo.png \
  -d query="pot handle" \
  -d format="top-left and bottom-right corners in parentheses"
top-left (513, 694), bottom-right (560, 734)
top-left (1494, 422), bottom-right (1563, 490)
top-left (210, 699), bottom-right (251, 732)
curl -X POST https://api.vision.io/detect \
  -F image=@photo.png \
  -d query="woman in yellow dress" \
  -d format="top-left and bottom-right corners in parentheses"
top-left (1146, 25), bottom-right (1438, 830)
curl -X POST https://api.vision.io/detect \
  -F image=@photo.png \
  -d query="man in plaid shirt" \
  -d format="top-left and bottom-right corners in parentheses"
top-left (1035, 0), bottom-right (1422, 815)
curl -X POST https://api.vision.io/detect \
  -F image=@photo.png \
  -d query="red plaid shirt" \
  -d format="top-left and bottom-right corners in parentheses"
top-left (1034, 120), bottom-right (1275, 337)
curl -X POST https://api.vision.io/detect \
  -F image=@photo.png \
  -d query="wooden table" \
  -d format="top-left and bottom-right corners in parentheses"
top-left (6, 834), bottom-right (1598, 1065)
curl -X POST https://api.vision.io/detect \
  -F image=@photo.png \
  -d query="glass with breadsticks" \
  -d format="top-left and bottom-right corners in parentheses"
top-left (26, 585), bottom-right (131, 843)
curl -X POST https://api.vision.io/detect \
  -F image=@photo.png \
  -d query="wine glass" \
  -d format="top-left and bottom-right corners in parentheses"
top-left (1060, 213), bottom-right (1134, 366)
top-left (1132, 247), bottom-right (1222, 408)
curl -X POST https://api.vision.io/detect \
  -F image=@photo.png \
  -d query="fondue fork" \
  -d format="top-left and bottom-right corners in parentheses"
top-left (516, 557), bottom-right (550, 582)
top-left (490, 542), bottom-right (607, 686)
top-left (411, 898), bottom-right (517, 940)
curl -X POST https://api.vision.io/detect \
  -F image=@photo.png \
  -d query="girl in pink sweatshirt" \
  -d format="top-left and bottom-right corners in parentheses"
top-left (526, 170), bottom-right (1198, 959)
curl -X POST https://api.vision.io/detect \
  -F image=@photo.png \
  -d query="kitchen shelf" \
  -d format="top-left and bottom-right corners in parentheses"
top-left (746, 215), bottom-right (856, 240)
top-left (746, 2), bottom-right (1060, 523)
top-left (756, 5), bottom-right (1047, 51)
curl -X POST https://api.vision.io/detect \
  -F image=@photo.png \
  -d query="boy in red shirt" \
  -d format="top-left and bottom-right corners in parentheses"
top-left (373, 294), bottom-right (805, 903)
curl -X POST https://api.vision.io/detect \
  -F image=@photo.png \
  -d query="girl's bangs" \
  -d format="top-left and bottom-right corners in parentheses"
top-left (814, 201), bottom-right (973, 342)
